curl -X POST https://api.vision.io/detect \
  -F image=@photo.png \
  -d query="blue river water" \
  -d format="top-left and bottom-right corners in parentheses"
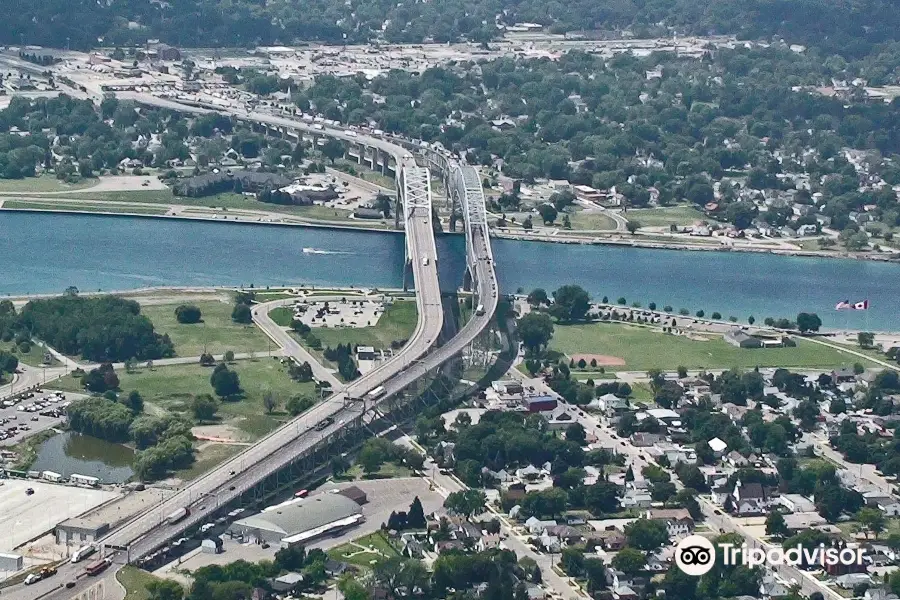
top-left (2, 212), bottom-right (899, 330)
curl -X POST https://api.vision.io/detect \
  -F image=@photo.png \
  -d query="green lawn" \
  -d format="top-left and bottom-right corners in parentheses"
top-left (0, 176), bottom-right (96, 193)
top-left (304, 300), bottom-right (418, 350)
top-left (176, 443), bottom-right (243, 480)
top-left (84, 190), bottom-right (357, 220)
top-left (53, 359), bottom-right (317, 439)
top-left (0, 341), bottom-right (58, 367)
top-left (333, 160), bottom-right (396, 190)
top-left (328, 532), bottom-right (400, 569)
top-left (549, 322), bottom-right (882, 372)
top-left (626, 206), bottom-right (706, 228)
top-left (269, 307), bottom-right (294, 327)
top-left (1, 200), bottom-right (168, 215)
top-left (139, 300), bottom-right (273, 357)
top-left (342, 461), bottom-right (413, 481)
top-left (567, 211), bottom-right (618, 231)
top-left (117, 566), bottom-right (171, 600)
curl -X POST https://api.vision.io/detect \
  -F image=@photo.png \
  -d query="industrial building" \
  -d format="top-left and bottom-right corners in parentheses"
top-left (55, 517), bottom-right (110, 546)
top-left (229, 493), bottom-right (363, 546)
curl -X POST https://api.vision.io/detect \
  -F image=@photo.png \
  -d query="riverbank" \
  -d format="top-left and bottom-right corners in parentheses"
top-left (4, 201), bottom-right (896, 264)
top-left (493, 230), bottom-right (900, 263)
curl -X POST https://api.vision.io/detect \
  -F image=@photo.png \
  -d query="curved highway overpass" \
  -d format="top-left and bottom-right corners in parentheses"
top-left (3, 100), bottom-right (498, 600)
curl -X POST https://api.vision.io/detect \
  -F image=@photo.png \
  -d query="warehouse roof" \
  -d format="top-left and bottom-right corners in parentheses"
top-left (234, 494), bottom-right (362, 536)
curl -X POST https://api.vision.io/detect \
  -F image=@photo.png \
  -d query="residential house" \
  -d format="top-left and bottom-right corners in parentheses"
top-left (524, 516), bottom-right (557, 535)
top-left (546, 525), bottom-right (583, 545)
top-left (832, 367), bottom-right (857, 385)
top-left (647, 509), bottom-right (694, 537)
top-left (621, 491), bottom-right (653, 509)
top-left (477, 534), bottom-right (502, 552)
top-left (595, 394), bottom-right (629, 415)
top-left (731, 480), bottom-right (771, 516)
top-left (630, 432), bottom-right (664, 447)
top-left (759, 573), bottom-right (789, 598)
top-left (596, 529), bottom-right (626, 551)
top-left (836, 573), bottom-right (872, 589)
top-left (778, 494), bottom-right (816, 513)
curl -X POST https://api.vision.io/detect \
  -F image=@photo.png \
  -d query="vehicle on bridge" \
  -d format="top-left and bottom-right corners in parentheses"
top-left (166, 507), bottom-right (190, 525)
top-left (314, 416), bottom-right (335, 431)
top-left (366, 386), bottom-right (387, 401)
top-left (475, 304), bottom-right (485, 316)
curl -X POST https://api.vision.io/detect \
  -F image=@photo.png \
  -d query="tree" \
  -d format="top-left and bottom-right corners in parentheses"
top-left (565, 423), bottom-right (586, 444)
top-left (123, 390), bottom-right (144, 414)
top-left (321, 138), bottom-right (345, 164)
top-left (262, 390), bottom-right (277, 413)
top-left (551, 285), bottom-right (591, 322)
top-left (231, 303), bottom-right (252, 324)
top-left (858, 332), bottom-right (875, 348)
top-left (146, 579), bottom-right (184, 600)
top-left (358, 442), bottom-right (385, 475)
top-left (407, 496), bottom-right (426, 528)
top-left (626, 220), bottom-right (640, 234)
top-left (538, 203), bottom-right (558, 224)
top-left (611, 547), bottom-right (646, 576)
top-left (856, 507), bottom-right (886, 538)
top-left (287, 394), bottom-right (315, 415)
top-left (174, 304), bottom-right (202, 324)
top-left (210, 363), bottom-right (241, 397)
top-left (625, 518), bottom-right (668, 552)
top-left (765, 511), bottom-right (789, 538)
top-left (444, 489), bottom-right (487, 517)
top-left (274, 544), bottom-right (307, 572)
top-left (654, 381), bottom-right (684, 409)
top-left (191, 394), bottom-right (218, 423)
top-left (527, 288), bottom-right (549, 307)
top-left (796, 312), bottom-right (822, 333)
top-left (518, 312), bottom-right (554, 353)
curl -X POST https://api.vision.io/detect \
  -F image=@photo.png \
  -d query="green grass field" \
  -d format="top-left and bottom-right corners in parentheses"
top-left (52, 359), bottom-right (317, 439)
top-left (306, 300), bottom-right (418, 350)
top-left (328, 532), bottom-right (400, 569)
top-left (626, 205), bottom-right (706, 228)
top-left (269, 307), bottom-right (294, 327)
top-left (176, 443), bottom-right (243, 480)
top-left (139, 300), bottom-right (273, 357)
top-left (117, 566), bottom-right (170, 600)
top-left (1, 200), bottom-right (168, 215)
top-left (550, 322), bottom-right (881, 372)
top-left (567, 211), bottom-right (618, 231)
top-left (0, 176), bottom-right (96, 193)
top-left (82, 190), bottom-right (357, 221)
top-left (0, 341), bottom-right (57, 367)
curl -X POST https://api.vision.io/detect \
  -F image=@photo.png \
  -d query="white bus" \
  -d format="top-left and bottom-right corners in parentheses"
top-left (475, 304), bottom-right (485, 316)
top-left (366, 386), bottom-right (387, 401)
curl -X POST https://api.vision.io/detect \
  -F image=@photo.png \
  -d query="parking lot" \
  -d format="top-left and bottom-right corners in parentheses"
top-left (291, 298), bottom-right (385, 329)
top-left (0, 479), bottom-right (119, 553)
top-left (0, 389), bottom-right (76, 447)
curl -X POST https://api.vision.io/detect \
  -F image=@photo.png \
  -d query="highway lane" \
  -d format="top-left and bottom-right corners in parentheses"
top-left (98, 159), bottom-right (444, 558)
top-left (2, 106), bottom-right (497, 600)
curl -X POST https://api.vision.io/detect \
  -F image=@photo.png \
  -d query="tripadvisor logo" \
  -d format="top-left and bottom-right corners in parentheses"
top-left (675, 535), bottom-right (866, 576)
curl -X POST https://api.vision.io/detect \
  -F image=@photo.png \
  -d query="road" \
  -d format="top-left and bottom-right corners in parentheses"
top-left (2, 102), bottom-right (500, 600)
top-left (418, 451), bottom-right (587, 600)
top-left (250, 298), bottom-right (343, 389)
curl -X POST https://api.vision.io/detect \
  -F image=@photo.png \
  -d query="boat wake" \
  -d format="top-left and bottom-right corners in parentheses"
top-left (302, 247), bottom-right (350, 255)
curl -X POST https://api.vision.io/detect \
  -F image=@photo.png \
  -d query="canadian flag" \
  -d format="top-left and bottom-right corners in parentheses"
top-left (853, 300), bottom-right (869, 310)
